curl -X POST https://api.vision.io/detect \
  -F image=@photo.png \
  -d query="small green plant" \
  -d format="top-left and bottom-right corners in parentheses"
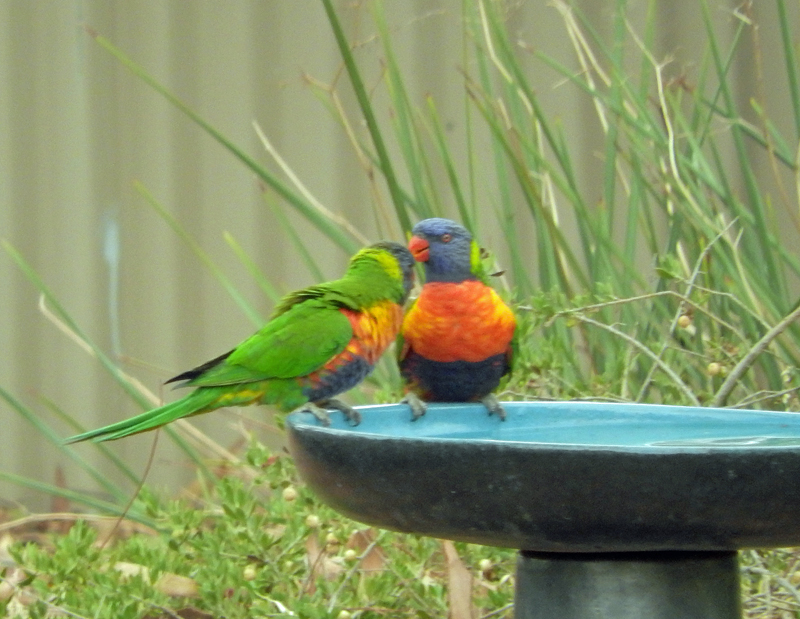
top-left (3, 446), bottom-right (517, 618)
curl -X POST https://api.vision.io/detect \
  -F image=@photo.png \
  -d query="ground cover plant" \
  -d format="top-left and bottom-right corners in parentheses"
top-left (2, 0), bottom-right (800, 616)
top-left (1, 445), bottom-right (517, 618)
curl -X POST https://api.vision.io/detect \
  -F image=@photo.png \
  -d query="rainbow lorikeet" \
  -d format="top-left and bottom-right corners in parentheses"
top-left (398, 218), bottom-right (516, 420)
top-left (66, 241), bottom-right (415, 443)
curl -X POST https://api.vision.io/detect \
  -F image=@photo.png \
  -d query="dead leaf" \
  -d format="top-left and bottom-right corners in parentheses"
top-left (0, 534), bottom-right (16, 569)
top-left (264, 523), bottom-right (286, 540)
top-left (305, 535), bottom-right (344, 582)
top-left (345, 528), bottom-right (386, 572)
top-left (155, 573), bottom-right (199, 598)
top-left (442, 540), bottom-right (475, 619)
top-left (0, 568), bottom-right (27, 601)
top-left (113, 562), bottom-right (199, 598)
top-left (345, 528), bottom-right (374, 551)
top-left (143, 608), bottom-right (214, 619)
top-left (114, 561), bottom-right (149, 580)
top-left (175, 609), bottom-right (215, 619)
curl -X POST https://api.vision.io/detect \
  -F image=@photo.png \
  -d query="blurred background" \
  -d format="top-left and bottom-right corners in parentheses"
top-left (1, 1), bottom-right (797, 508)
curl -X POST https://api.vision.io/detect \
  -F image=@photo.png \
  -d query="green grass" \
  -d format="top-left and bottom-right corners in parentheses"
top-left (3, 0), bottom-right (800, 616)
top-left (3, 445), bottom-right (517, 619)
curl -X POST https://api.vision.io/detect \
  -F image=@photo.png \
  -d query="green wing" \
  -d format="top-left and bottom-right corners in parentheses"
top-left (270, 285), bottom-right (328, 318)
top-left (269, 281), bottom-right (360, 318)
top-left (186, 299), bottom-right (353, 386)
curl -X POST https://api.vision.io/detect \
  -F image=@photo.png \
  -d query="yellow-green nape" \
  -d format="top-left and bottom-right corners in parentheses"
top-left (353, 243), bottom-right (404, 282)
top-left (372, 249), bottom-right (403, 281)
top-left (469, 240), bottom-right (488, 279)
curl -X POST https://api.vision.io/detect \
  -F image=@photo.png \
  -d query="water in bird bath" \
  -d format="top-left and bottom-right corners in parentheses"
top-left (317, 401), bottom-right (800, 448)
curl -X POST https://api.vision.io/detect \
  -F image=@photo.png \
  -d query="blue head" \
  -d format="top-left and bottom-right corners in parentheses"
top-left (408, 218), bottom-right (477, 283)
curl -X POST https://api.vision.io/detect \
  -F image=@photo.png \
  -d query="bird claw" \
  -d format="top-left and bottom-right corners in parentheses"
top-left (321, 398), bottom-right (362, 426)
top-left (481, 394), bottom-right (507, 421)
top-left (297, 400), bottom-right (361, 426)
top-left (297, 402), bottom-right (333, 426)
top-left (401, 392), bottom-right (428, 421)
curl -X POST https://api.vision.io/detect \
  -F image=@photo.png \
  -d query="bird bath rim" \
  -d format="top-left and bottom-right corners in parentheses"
top-left (287, 400), bottom-right (800, 452)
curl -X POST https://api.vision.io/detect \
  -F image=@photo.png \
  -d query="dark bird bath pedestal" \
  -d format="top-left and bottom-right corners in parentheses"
top-left (286, 402), bottom-right (800, 618)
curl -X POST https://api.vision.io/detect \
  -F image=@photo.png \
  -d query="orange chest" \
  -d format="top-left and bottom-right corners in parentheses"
top-left (402, 280), bottom-right (516, 363)
top-left (339, 301), bottom-right (404, 364)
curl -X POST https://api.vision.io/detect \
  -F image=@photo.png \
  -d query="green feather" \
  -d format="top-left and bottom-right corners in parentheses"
top-left (194, 300), bottom-right (353, 384)
top-left (64, 388), bottom-right (220, 443)
top-left (470, 240), bottom-right (494, 285)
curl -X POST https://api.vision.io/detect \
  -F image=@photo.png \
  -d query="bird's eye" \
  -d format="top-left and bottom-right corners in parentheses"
top-left (441, 233), bottom-right (452, 243)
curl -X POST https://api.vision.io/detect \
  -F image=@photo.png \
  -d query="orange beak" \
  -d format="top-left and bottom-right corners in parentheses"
top-left (408, 235), bottom-right (430, 262)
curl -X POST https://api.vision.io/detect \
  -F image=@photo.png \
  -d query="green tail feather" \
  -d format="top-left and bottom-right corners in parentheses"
top-left (65, 389), bottom-right (221, 444)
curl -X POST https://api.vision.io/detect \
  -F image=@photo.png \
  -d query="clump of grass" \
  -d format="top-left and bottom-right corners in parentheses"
top-left (740, 549), bottom-right (800, 618)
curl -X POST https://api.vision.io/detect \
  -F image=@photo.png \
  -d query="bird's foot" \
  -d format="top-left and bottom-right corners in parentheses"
top-left (481, 394), bottom-right (507, 421)
top-left (317, 398), bottom-right (362, 426)
top-left (297, 402), bottom-right (333, 426)
top-left (401, 392), bottom-right (428, 421)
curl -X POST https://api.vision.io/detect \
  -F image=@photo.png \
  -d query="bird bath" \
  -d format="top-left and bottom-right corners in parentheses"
top-left (286, 401), bottom-right (800, 618)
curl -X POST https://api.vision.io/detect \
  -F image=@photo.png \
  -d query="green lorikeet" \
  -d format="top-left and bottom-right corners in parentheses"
top-left (398, 218), bottom-right (516, 420)
top-left (66, 241), bottom-right (415, 443)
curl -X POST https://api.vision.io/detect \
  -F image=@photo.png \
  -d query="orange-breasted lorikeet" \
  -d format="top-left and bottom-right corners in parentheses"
top-left (398, 218), bottom-right (516, 420)
top-left (66, 241), bottom-right (415, 443)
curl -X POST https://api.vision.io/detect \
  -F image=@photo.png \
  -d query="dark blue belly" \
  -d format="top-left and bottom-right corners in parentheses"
top-left (400, 352), bottom-right (509, 401)
top-left (303, 356), bottom-right (373, 403)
